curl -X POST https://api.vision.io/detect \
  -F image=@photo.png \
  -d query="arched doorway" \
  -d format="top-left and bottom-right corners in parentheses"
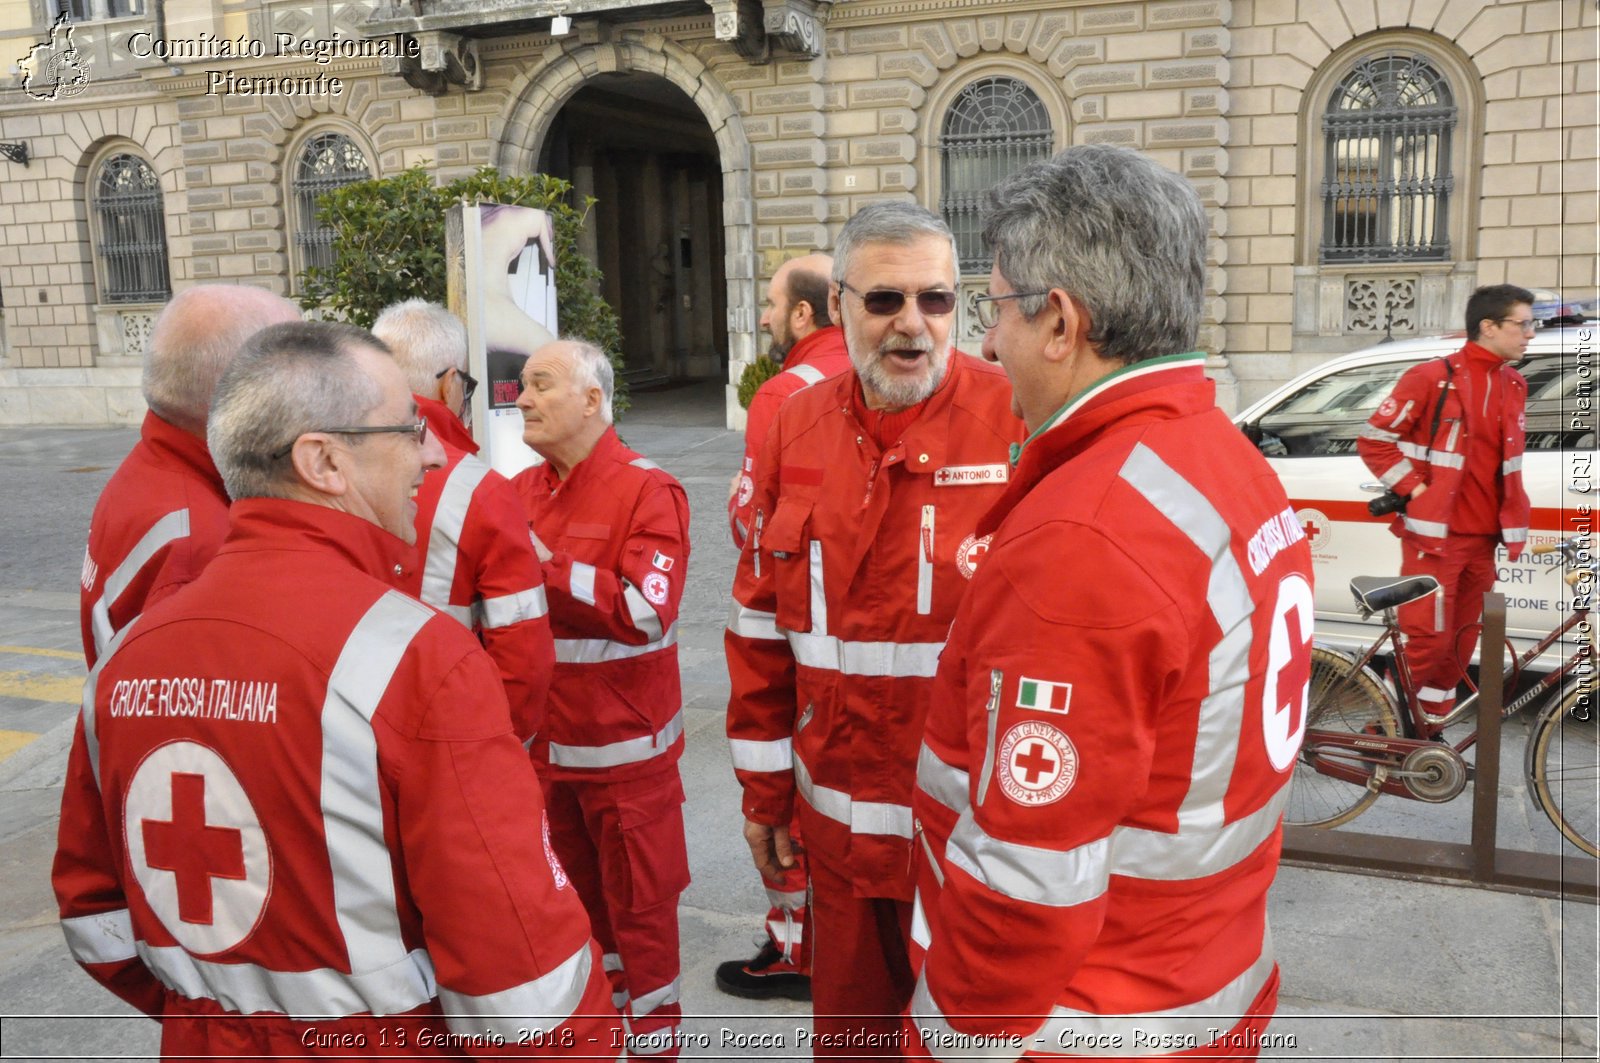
top-left (539, 74), bottom-right (727, 389)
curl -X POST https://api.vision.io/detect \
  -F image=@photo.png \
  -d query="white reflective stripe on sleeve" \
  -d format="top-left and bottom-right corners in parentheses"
top-left (786, 631), bottom-right (944, 678)
top-left (1358, 424), bottom-right (1401, 443)
top-left (1379, 459), bottom-right (1414, 488)
top-left (138, 941), bottom-right (437, 1020)
top-left (630, 457), bottom-right (661, 471)
top-left (1503, 455), bottom-right (1523, 475)
top-left (628, 1032), bottom-right (681, 1056)
top-left (765, 887), bottom-right (807, 910)
top-left (729, 736), bottom-right (793, 773)
top-left (1503, 526), bottom-right (1527, 543)
top-left (910, 975), bottom-right (1039, 1062)
top-left (727, 601), bottom-right (782, 640)
top-left (321, 591), bottom-right (434, 978)
top-left (809, 540), bottom-right (828, 633)
top-left (631, 977), bottom-right (681, 1019)
top-left (910, 889), bottom-right (931, 950)
top-left (553, 622), bottom-right (678, 664)
top-left (548, 709), bottom-right (684, 769)
top-left (1403, 515), bottom-right (1450, 538)
top-left (916, 742), bottom-right (970, 815)
top-left (437, 940), bottom-right (593, 1038)
top-left (1034, 929), bottom-right (1276, 1051)
top-left (439, 602), bottom-right (474, 627)
top-left (1417, 685), bottom-right (1452, 706)
top-left (622, 581), bottom-right (665, 642)
top-left (61, 908), bottom-right (137, 965)
top-left (569, 562), bottom-right (598, 606)
top-left (1107, 786), bottom-right (1288, 881)
top-left (479, 585), bottom-right (549, 629)
top-left (602, 951), bottom-right (624, 973)
top-left (420, 458), bottom-right (491, 611)
top-left (1399, 441), bottom-right (1465, 469)
top-left (786, 364), bottom-right (825, 386)
top-left (794, 750), bottom-right (913, 838)
top-left (1385, 398), bottom-right (1414, 429)
top-left (90, 508), bottom-right (190, 655)
top-left (82, 621), bottom-right (137, 784)
top-left (945, 807), bottom-right (1110, 908)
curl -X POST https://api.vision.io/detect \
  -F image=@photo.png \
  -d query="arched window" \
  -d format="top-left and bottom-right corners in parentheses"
top-left (92, 153), bottom-right (170, 304)
top-left (939, 76), bottom-right (1053, 272)
top-left (292, 132), bottom-right (371, 278)
top-left (1321, 53), bottom-right (1455, 263)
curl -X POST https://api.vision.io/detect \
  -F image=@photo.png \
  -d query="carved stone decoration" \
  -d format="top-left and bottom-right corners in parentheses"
top-left (1346, 276), bottom-right (1417, 334)
top-left (120, 311), bottom-right (157, 358)
top-left (416, 31), bottom-right (483, 92)
top-left (762, 0), bottom-right (824, 59)
top-left (708, 0), bottom-right (767, 61)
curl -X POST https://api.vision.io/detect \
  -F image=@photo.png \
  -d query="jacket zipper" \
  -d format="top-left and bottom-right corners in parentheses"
top-left (753, 508), bottom-right (764, 579)
top-left (917, 505), bottom-right (935, 615)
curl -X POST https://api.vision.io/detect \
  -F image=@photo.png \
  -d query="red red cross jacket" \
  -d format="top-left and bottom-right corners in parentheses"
top-left (53, 499), bottom-right (620, 1058)
top-left (511, 428), bottom-right (690, 783)
top-left (729, 326), bottom-right (852, 546)
top-left (398, 396), bottom-right (554, 740)
top-left (80, 412), bottom-right (232, 668)
top-left (726, 353), bottom-right (1023, 897)
top-left (909, 353), bottom-right (1310, 1059)
top-left (1357, 341), bottom-right (1530, 560)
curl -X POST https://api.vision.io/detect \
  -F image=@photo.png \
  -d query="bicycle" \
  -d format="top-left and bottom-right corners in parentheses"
top-left (1287, 536), bottom-right (1597, 857)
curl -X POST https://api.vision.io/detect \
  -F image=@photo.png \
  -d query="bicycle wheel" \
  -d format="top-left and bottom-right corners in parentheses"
top-left (1286, 646), bottom-right (1401, 828)
top-left (1529, 679), bottom-right (1599, 858)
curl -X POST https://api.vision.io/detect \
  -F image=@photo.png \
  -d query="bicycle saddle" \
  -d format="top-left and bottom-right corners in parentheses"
top-left (1348, 575), bottom-right (1441, 615)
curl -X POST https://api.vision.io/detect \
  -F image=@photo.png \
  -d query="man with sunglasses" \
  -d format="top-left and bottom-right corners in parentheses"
top-left (1358, 283), bottom-right (1535, 726)
top-left (55, 321), bottom-right (622, 1058)
top-left (726, 202), bottom-right (1022, 1054)
top-left (373, 299), bottom-right (555, 740)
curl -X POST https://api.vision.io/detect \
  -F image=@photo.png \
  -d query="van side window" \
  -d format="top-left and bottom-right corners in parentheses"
top-left (1250, 360), bottom-right (1420, 458)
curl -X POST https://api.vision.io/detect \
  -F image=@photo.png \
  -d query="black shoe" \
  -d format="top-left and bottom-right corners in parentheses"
top-left (714, 941), bottom-right (811, 1001)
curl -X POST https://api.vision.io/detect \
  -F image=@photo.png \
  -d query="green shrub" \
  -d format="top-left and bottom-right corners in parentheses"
top-left (737, 355), bottom-right (782, 410)
top-left (298, 165), bottom-right (628, 416)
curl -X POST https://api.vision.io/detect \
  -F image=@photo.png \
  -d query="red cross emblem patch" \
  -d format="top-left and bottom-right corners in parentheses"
top-left (996, 720), bottom-right (1078, 806)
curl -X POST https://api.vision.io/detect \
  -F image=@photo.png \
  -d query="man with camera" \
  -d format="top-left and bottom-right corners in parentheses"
top-left (1358, 283), bottom-right (1535, 727)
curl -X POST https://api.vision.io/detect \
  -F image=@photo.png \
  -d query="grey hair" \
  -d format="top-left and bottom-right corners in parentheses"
top-left (982, 145), bottom-right (1208, 365)
top-left (143, 285), bottom-right (301, 433)
top-left (207, 322), bottom-right (387, 500)
top-left (371, 299), bottom-right (467, 395)
top-left (561, 337), bottom-right (616, 425)
top-left (832, 202), bottom-right (959, 287)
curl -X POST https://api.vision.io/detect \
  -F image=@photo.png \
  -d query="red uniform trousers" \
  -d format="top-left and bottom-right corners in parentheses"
top-left (541, 770), bottom-right (689, 1060)
top-left (761, 811), bottom-right (810, 971)
top-left (807, 850), bottom-right (915, 1060)
top-left (1398, 533), bottom-right (1500, 722)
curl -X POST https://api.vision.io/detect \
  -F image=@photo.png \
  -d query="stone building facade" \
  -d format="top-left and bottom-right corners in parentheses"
top-left (0, 0), bottom-right (1593, 427)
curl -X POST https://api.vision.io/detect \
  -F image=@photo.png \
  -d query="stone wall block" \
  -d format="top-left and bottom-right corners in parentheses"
top-left (780, 224), bottom-right (828, 249)
top-left (1079, 6), bottom-right (1143, 34)
top-left (1184, 146), bottom-right (1229, 177)
top-left (948, 19), bottom-right (980, 58)
top-left (693, 81), bottom-right (739, 132)
top-left (1148, 58), bottom-right (1228, 89)
top-left (1183, 87), bottom-right (1226, 116)
top-left (779, 113), bottom-right (826, 138)
top-left (1081, 125), bottom-right (1142, 148)
top-left (1027, 12), bottom-right (1074, 61)
top-left (753, 140), bottom-right (826, 170)
top-left (755, 197), bottom-right (827, 224)
top-left (185, 142), bottom-right (226, 164)
top-left (911, 24), bottom-right (958, 69)
top-left (879, 52), bottom-right (939, 88)
top-left (1149, 0), bottom-right (1230, 29)
top-left (1073, 95), bottom-right (1106, 123)
top-left (1107, 30), bottom-right (1184, 63)
top-left (742, 115), bottom-right (778, 141)
top-left (1003, 15), bottom-right (1031, 53)
top-left (1048, 38), bottom-right (1105, 79)
top-left (752, 84), bottom-right (825, 115)
top-left (878, 164), bottom-right (916, 192)
top-left (1069, 63), bottom-right (1143, 96)
top-left (877, 107), bottom-right (918, 135)
top-left (975, 15), bottom-right (1005, 52)
top-left (847, 134), bottom-right (916, 166)
top-left (717, 62), bottom-right (775, 89)
top-left (1455, 4), bottom-right (1526, 58)
top-left (225, 140), bottom-right (272, 161)
top-left (1188, 178), bottom-right (1228, 207)
top-left (1336, 0), bottom-right (1378, 38)
top-left (845, 26), bottom-right (909, 53)
top-left (829, 54), bottom-right (879, 82)
top-left (824, 142), bottom-right (845, 165)
top-left (847, 81), bottom-right (925, 110)
top-left (754, 173), bottom-right (779, 196)
top-left (1184, 27), bottom-right (1229, 57)
top-left (781, 168), bottom-right (825, 195)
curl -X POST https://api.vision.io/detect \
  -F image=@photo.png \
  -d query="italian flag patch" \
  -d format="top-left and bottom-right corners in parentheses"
top-left (1016, 677), bottom-right (1071, 715)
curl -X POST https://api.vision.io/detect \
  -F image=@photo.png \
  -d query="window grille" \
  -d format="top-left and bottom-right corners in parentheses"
top-left (93, 154), bottom-right (170, 304)
top-left (1320, 53), bottom-right (1454, 264)
top-left (293, 133), bottom-right (371, 276)
top-left (939, 77), bottom-right (1053, 272)
top-left (50, 0), bottom-right (143, 20)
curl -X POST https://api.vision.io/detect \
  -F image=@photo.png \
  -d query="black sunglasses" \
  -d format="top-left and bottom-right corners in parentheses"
top-left (270, 417), bottom-right (429, 461)
top-left (839, 281), bottom-right (957, 318)
top-left (437, 366), bottom-right (479, 405)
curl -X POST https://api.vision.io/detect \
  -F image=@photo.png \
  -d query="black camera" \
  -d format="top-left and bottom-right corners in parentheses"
top-left (1367, 490), bottom-right (1409, 517)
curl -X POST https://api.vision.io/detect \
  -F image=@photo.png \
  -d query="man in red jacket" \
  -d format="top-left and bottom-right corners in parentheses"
top-left (79, 284), bottom-right (300, 666)
top-left (54, 321), bottom-right (620, 1059)
top-left (512, 339), bottom-right (691, 1060)
top-left (727, 203), bottom-right (1023, 1056)
top-left (908, 145), bottom-right (1311, 1060)
top-left (1358, 284), bottom-right (1534, 725)
top-left (373, 299), bottom-right (555, 738)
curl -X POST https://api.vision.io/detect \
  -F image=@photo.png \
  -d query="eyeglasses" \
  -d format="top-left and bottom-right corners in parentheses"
top-left (270, 417), bottom-right (429, 461)
top-left (838, 281), bottom-right (957, 318)
top-left (1497, 317), bottom-right (1537, 335)
top-left (437, 366), bottom-right (479, 405)
top-left (973, 290), bottom-right (1049, 330)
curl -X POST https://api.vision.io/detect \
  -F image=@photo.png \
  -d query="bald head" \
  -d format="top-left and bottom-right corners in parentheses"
top-left (762, 253), bottom-right (834, 360)
top-left (144, 285), bottom-right (302, 435)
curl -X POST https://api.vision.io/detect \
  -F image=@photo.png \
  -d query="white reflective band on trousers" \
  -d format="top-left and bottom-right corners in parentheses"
top-left (420, 457), bottom-right (491, 612)
top-left (630, 977), bottom-right (682, 1020)
top-left (61, 908), bottom-right (138, 965)
top-left (554, 623), bottom-right (678, 664)
top-left (910, 929), bottom-right (1276, 1059)
top-left (548, 709), bottom-right (685, 769)
top-left (794, 748), bottom-right (912, 838)
top-left (726, 602), bottom-right (782, 641)
top-left (479, 585), bottom-right (550, 629)
top-left (729, 735), bottom-right (793, 773)
top-left (437, 942), bottom-right (595, 1038)
top-left (787, 630), bottom-right (944, 678)
top-left (89, 508), bottom-right (190, 655)
top-left (1403, 515), bottom-right (1450, 538)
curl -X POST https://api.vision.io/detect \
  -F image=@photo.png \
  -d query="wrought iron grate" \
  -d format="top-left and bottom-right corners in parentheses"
top-left (94, 154), bottom-right (170, 304)
top-left (939, 77), bottom-right (1054, 272)
top-left (293, 133), bottom-right (371, 275)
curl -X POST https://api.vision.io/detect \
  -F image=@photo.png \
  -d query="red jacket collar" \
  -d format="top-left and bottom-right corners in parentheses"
top-left (816, 348), bottom-right (984, 471)
top-left (141, 411), bottom-right (227, 498)
top-left (785, 325), bottom-right (848, 372)
top-left (414, 394), bottom-right (478, 456)
top-left (1457, 340), bottom-right (1511, 372)
top-left (524, 424), bottom-right (626, 496)
top-left (220, 498), bottom-right (413, 584)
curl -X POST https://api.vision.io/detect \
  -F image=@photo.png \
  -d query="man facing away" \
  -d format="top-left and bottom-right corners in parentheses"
top-left (54, 321), bottom-right (620, 1059)
top-left (908, 145), bottom-right (1312, 1060)
top-left (511, 339), bottom-right (692, 1060)
top-left (80, 284), bottom-right (300, 666)
top-left (373, 298), bottom-right (555, 738)
top-left (1357, 283), bottom-right (1534, 727)
top-left (726, 202), bottom-right (1023, 1055)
